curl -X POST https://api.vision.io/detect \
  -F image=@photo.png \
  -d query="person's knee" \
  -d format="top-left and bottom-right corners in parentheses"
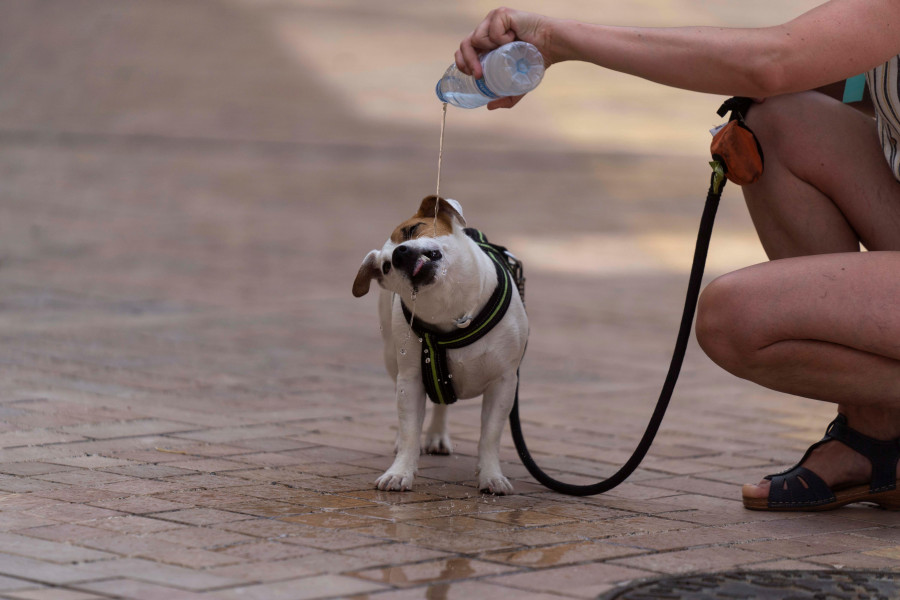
top-left (696, 272), bottom-right (757, 375)
top-left (744, 91), bottom-right (826, 150)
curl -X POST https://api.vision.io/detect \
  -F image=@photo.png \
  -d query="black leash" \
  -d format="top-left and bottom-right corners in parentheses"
top-left (508, 165), bottom-right (726, 495)
top-left (507, 97), bottom-right (763, 496)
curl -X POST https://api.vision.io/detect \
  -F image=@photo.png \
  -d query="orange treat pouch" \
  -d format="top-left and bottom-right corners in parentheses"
top-left (710, 118), bottom-right (764, 186)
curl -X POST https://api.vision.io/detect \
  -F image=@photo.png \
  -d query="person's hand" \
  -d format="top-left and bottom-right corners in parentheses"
top-left (455, 7), bottom-right (557, 109)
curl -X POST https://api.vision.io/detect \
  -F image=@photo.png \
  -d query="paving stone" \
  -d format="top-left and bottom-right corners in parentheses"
top-left (29, 487), bottom-right (124, 505)
top-left (0, 512), bottom-right (61, 532)
top-left (350, 556), bottom-right (514, 587)
top-left (483, 541), bottom-right (645, 567)
top-left (0, 464), bottom-right (78, 477)
top-left (100, 464), bottom-right (195, 479)
top-left (31, 471), bottom-right (133, 487)
top-left (804, 551), bottom-right (900, 570)
top-left (80, 558), bottom-right (242, 591)
top-left (609, 546), bottom-right (775, 574)
top-left (488, 563), bottom-right (654, 598)
top-left (86, 496), bottom-right (193, 515)
top-left (73, 578), bottom-right (210, 599)
top-left (0, 554), bottom-right (103, 585)
top-left (14, 524), bottom-right (109, 544)
top-left (215, 540), bottom-right (321, 561)
top-left (146, 526), bottom-right (256, 550)
top-left (738, 532), bottom-right (896, 558)
top-left (148, 508), bottom-right (252, 527)
top-left (0, 574), bottom-right (42, 592)
top-left (351, 580), bottom-right (568, 600)
top-left (2, 588), bottom-right (107, 600)
top-left (278, 511), bottom-right (379, 529)
top-left (87, 515), bottom-right (184, 535)
top-left (212, 575), bottom-right (387, 600)
top-left (24, 503), bottom-right (124, 524)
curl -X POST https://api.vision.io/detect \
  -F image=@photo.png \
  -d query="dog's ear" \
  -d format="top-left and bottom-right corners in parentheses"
top-left (416, 195), bottom-right (466, 227)
top-left (352, 250), bottom-right (381, 297)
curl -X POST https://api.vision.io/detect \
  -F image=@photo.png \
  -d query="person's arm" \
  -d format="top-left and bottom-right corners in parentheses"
top-left (457, 0), bottom-right (900, 109)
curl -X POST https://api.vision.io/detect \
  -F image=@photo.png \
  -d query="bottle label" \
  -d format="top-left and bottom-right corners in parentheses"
top-left (475, 78), bottom-right (499, 99)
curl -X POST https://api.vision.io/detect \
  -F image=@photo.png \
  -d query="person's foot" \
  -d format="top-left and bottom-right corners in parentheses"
top-left (742, 437), bottom-right (873, 500)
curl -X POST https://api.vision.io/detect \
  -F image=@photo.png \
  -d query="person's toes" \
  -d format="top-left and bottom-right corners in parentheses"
top-left (742, 479), bottom-right (770, 499)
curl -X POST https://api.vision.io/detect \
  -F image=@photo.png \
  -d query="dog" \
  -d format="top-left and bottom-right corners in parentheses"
top-left (352, 195), bottom-right (528, 494)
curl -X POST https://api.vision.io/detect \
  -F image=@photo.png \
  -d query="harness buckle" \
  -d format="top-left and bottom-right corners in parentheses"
top-left (503, 250), bottom-right (526, 305)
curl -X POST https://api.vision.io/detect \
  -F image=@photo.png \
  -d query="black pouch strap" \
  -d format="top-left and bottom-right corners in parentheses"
top-left (717, 96), bottom-right (755, 120)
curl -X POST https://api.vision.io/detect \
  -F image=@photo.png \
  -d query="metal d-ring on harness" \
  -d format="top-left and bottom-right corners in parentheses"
top-left (508, 97), bottom-right (763, 496)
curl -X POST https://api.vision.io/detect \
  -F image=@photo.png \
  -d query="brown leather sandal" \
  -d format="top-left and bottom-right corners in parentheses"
top-left (743, 414), bottom-right (900, 511)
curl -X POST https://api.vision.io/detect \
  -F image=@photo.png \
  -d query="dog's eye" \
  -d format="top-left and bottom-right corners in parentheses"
top-left (402, 223), bottom-right (424, 241)
top-left (382, 261), bottom-right (391, 275)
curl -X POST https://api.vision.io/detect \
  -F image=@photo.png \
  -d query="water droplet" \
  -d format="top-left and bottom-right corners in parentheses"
top-left (418, 337), bottom-right (423, 342)
top-left (424, 349), bottom-right (429, 354)
top-left (425, 358), bottom-right (431, 364)
top-left (399, 348), bottom-right (407, 356)
top-left (448, 374), bottom-right (453, 379)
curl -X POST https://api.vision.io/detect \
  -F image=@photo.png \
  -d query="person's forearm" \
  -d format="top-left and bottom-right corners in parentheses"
top-left (545, 0), bottom-right (899, 100)
top-left (547, 20), bottom-right (799, 97)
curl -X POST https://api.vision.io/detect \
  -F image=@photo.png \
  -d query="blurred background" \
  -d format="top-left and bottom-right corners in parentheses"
top-left (0, 0), bottom-right (825, 438)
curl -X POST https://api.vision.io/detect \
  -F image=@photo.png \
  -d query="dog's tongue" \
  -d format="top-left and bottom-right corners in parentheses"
top-left (412, 256), bottom-right (429, 277)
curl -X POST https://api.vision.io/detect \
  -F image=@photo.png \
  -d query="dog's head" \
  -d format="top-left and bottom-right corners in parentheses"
top-left (353, 195), bottom-right (467, 298)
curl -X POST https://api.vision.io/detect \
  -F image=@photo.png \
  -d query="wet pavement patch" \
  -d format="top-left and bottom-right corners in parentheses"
top-left (599, 570), bottom-right (900, 600)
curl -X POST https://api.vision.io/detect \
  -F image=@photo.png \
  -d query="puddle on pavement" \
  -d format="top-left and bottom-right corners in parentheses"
top-left (366, 557), bottom-right (477, 586)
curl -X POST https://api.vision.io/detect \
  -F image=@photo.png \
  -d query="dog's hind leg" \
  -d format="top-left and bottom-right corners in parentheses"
top-left (424, 404), bottom-right (453, 455)
top-left (476, 374), bottom-right (517, 495)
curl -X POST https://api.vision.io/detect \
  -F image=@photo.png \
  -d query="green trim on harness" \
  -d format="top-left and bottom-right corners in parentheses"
top-left (401, 228), bottom-right (523, 405)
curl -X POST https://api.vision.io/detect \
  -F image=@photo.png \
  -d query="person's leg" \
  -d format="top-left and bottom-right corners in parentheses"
top-left (698, 253), bottom-right (900, 497)
top-left (741, 92), bottom-right (900, 258)
top-left (695, 92), bottom-right (900, 502)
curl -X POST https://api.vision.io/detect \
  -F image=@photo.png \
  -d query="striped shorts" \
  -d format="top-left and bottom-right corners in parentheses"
top-left (868, 55), bottom-right (900, 182)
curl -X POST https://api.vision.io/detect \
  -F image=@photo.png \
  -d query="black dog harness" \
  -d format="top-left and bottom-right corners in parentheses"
top-left (401, 229), bottom-right (524, 405)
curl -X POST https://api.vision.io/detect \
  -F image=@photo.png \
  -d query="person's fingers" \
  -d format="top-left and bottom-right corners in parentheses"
top-left (454, 48), bottom-right (467, 74)
top-left (487, 95), bottom-right (524, 110)
top-left (487, 9), bottom-right (517, 46)
top-left (458, 38), bottom-right (482, 78)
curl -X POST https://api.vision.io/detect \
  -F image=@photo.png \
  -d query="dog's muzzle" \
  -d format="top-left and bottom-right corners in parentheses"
top-left (392, 245), bottom-right (442, 286)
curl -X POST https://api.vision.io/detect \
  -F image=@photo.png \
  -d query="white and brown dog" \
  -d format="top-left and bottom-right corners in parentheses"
top-left (352, 196), bottom-right (528, 494)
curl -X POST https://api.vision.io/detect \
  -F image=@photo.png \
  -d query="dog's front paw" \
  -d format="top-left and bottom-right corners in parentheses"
top-left (478, 472), bottom-right (514, 495)
top-left (423, 432), bottom-right (453, 455)
top-left (375, 469), bottom-right (415, 492)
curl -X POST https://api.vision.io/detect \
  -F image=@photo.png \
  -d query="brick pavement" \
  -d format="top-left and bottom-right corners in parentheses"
top-left (0, 1), bottom-right (897, 599)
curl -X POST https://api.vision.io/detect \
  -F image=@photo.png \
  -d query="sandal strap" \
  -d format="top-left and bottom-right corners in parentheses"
top-left (766, 466), bottom-right (835, 508)
top-left (827, 414), bottom-right (900, 492)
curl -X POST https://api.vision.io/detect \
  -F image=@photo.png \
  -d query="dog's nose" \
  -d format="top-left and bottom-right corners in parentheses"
top-left (392, 245), bottom-right (412, 269)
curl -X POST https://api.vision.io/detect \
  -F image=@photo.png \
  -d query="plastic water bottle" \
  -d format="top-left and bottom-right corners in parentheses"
top-left (436, 41), bottom-right (545, 109)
